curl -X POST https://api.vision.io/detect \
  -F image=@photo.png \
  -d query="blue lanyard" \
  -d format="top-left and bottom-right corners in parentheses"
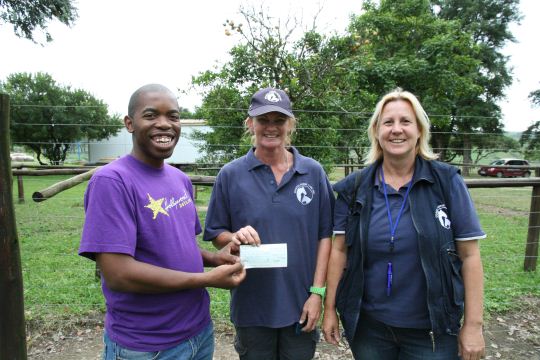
top-left (380, 167), bottom-right (413, 296)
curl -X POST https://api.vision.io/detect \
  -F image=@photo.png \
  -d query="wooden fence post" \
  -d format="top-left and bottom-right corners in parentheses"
top-left (17, 175), bottom-right (24, 204)
top-left (0, 94), bottom-right (28, 358)
top-left (524, 184), bottom-right (540, 271)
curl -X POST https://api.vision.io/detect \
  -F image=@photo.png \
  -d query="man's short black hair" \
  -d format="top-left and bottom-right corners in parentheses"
top-left (127, 84), bottom-right (177, 118)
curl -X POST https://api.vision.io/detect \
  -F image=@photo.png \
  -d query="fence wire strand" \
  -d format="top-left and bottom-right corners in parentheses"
top-left (4, 111), bottom-right (539, 340)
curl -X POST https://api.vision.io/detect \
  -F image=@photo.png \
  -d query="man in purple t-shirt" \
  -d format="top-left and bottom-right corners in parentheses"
top-left (79, 84), bottom-right (245, 359)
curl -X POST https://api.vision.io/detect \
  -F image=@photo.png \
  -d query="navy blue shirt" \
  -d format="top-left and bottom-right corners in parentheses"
top-left (334, 165), bottom-right (485, 329)
top-left (204, 147), bottom-right (335, 327)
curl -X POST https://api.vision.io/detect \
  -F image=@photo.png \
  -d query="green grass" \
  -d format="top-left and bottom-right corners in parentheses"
top-left (195, 185), bottom-right (231, 323)
top-left (13, 175), bottom-right (102, 330)
top-left (10, 175), bottom-right (540, 332)
top-left (468, 187), bottom-right (540, 313)
top-left (470, 187), bottom-right (532, 213)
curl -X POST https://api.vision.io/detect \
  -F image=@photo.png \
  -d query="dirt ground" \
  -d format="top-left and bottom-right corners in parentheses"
top-left (26, 296), bottom-right (540, 360)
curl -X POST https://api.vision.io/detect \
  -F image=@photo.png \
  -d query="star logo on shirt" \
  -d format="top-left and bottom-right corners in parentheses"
top-left (144, 193), bottom-right (169, 220)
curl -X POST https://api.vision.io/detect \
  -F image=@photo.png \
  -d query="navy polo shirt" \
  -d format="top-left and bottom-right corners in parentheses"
top-left (334, 165), bottom-right (485, 329)
top-left (204, 147), bottom-right (334, 328)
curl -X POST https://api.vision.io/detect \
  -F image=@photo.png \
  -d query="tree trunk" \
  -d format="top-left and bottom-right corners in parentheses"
top-left (30, 170), bottom-right (216, 202)
top-left (0, 93), bottom-right (28, 359)
top-left (61, 144), bottom-right (70, 163)
top-left (31, 167), bottom-right (101, 202)
top-left (462, 135), bottom-right (472, 176)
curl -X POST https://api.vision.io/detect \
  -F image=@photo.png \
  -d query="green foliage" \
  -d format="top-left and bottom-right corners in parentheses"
top-left (520, 88), bottom-right (540, 159)
top-left (191, 6), bottom-right (362, 169)
top-left (0, 0), bottom-right (78, 43)
top-left (180, 106), bottom-right (196, 119)
top-left (529, 89), bottom-right (540, 107)
top-left (454, 133), bottom-right (520, 163)
top-left (190, 1), bottom-right (519, 169)
top-left (1, 72), bottom-right (122, 165)
top-left (520, 124), bottom-right (540, 160)
top-left (468, 187), bottom-right (540, 312)
top-left (191, 86), bottom-right (249, 163)
top-left (346, 0), bottom-right (516, 165)
top-left (433, 0), bottom-right (520, 163)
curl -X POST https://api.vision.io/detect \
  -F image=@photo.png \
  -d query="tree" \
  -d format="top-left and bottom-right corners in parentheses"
top-left (519, 88), bottom-right (540, 160)
top-left (190, 5), bottom-right (353, 169)
top-left (190, 1), bottom-right (520, 170)
top-left (344, 0), bottom-right (485, 163)
top-left (453, 132), bottom-right (520, 164)
top-left (434, 0), bottom-right (520, 170)
top-left (0, 0), bottom-right (78, 42)
top-left (529, 89), bottom-right (540, 107)
top-left (191, 86), bottom-right (249, 163)
top-left (338, 0), bottom-right (520, 173)
top-left (1, 72), bottom-right (122, 165)
top-left (179, 106), bottom-right (196, 119)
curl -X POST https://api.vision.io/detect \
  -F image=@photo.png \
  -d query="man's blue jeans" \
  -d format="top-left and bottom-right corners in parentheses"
top-left (103, 322), bottom-right (214, 360)
top-left (349, 315), bottom-right (460, 360)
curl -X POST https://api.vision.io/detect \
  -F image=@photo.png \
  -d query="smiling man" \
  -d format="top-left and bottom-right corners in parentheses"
top-left (79, 84), bottom-right (246, 360)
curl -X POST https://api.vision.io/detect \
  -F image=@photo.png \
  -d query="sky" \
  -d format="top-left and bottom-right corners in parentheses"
top-left (0, 0), bottom-right (539, 132)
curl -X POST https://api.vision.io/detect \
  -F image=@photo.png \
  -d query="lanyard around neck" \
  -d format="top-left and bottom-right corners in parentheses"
top-left (380, 166), bottom-right (413, 296)
top-left (380, 167), bottom-right (413, 251)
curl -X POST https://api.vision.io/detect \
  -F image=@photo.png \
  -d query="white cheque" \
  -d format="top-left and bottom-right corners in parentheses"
top-left (240, 244), bottom-right (288, 269)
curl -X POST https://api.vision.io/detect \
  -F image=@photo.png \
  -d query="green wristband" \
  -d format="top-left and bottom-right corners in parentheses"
top-left (309, 286), bottom-right (326, 298)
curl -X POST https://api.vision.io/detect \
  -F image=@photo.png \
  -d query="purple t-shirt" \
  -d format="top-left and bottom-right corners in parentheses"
top-left (79, 155), bottom-right (209, 351)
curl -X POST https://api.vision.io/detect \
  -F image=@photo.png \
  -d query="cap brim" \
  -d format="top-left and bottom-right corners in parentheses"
top-left (248, 105), bottom-right (294, 118)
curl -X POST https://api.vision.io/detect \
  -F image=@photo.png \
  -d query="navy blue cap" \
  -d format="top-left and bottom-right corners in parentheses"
top-left (248, 88), bottom-right (294, 117)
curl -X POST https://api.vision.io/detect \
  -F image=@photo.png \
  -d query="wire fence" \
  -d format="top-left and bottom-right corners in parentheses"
top-left (12, 159), bottom-right (540, 317)
top-left (3, 104), bottom-right (540, 350)
top-left (9, 107), bottom-right (538, 168)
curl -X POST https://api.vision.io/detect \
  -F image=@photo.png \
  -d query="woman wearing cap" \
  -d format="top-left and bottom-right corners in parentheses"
top-left (321, 88), bottom-right (486, 360)
top-left (204, 88), bottom-right (334, 359)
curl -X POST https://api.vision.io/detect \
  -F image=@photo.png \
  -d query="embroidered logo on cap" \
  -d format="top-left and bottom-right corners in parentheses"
top-left (435, 204), bottom-right (451, 229)
top-left (264, 90), bottom-right (282, 103)
top-left (294, 183), bottom-right (314, 205)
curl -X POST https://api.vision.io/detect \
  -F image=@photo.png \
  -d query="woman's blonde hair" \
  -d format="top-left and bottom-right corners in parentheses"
top-left (365, 88), bottom-right (438, 164)
top-left (244, 115), bottom-right (297, 147)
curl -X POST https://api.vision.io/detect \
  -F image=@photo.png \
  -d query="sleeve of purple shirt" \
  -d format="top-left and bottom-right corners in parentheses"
top-left (79, 176), bottom-right (137, 260)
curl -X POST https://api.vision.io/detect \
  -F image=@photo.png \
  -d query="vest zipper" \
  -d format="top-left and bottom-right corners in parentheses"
top-left (410, 196), bottom-right (437, 353)
top-left (429, 330), bottom-right (436, 352)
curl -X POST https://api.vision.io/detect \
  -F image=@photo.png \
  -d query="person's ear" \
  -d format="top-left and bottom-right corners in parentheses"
top-left (246, 117), bottom-right (254, 134)
top-left (124, 115), bottom-right (134, 133)
top-left (286, 118), bottom-right (294, 133)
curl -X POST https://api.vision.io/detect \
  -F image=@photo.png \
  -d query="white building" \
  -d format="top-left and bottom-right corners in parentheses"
top-left (87, 119), bottom-right (208, 164)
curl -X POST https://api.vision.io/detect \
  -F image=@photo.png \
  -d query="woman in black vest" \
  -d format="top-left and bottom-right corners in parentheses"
top-left (322, 88), bottom-right (486, 360)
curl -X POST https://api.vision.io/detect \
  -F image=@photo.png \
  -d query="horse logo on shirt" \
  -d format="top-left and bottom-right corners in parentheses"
top-left (294, 183), bottom-right (314, 205)
top-left (435, 204), bottom-right (451, 229)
